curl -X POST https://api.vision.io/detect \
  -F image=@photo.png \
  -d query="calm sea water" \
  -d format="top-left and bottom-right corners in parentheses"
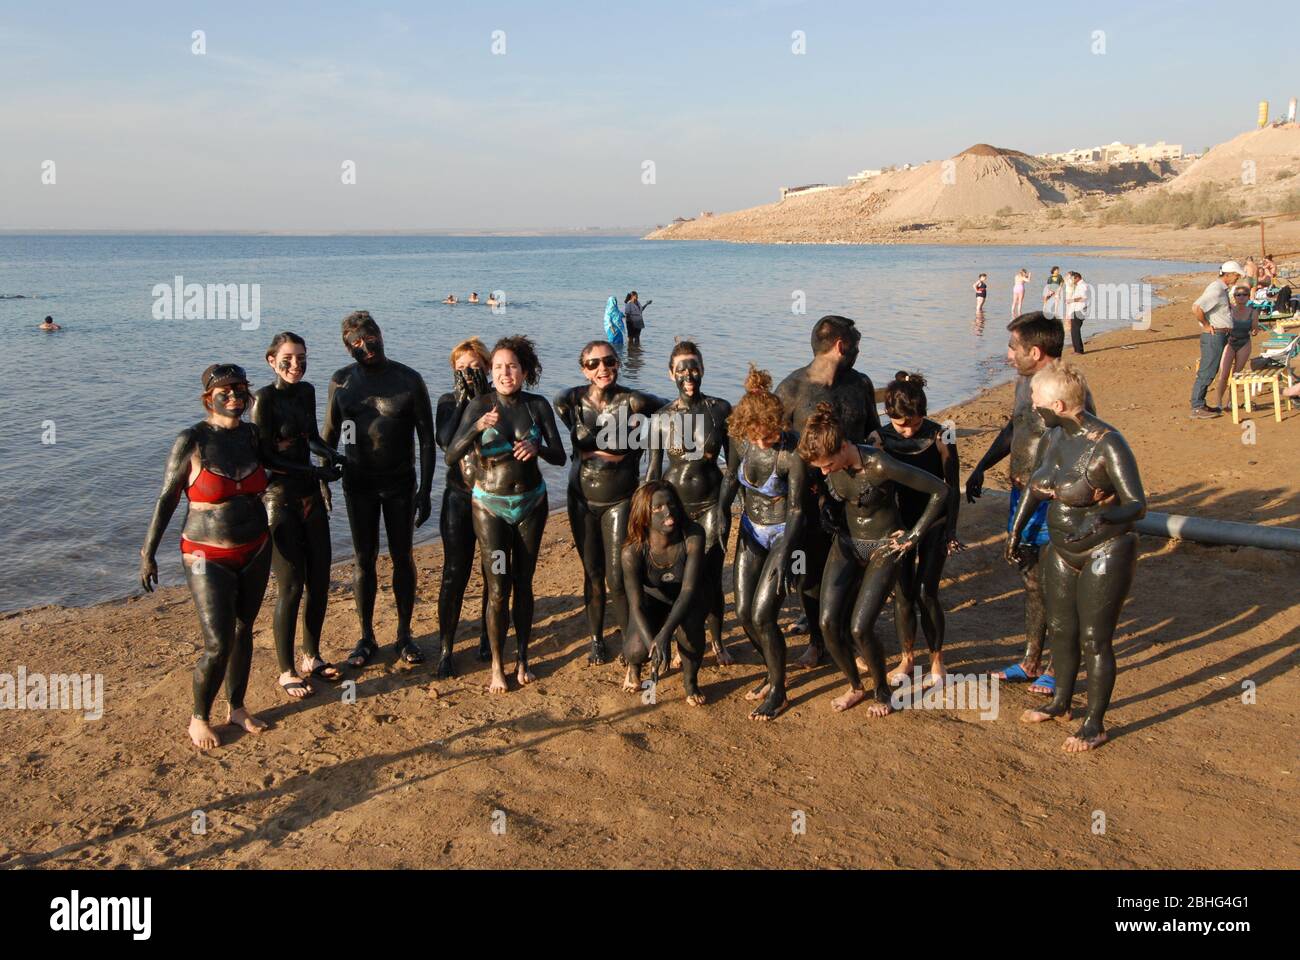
top-left (0, 235), bottom-right (1210, 611)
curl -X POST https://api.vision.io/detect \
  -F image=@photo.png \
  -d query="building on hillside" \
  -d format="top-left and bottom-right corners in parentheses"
top-left (847, 168), bottom-right (882, 183)
top-left (780, 183), bottom-right (834, 200)
top-left (1037, 140), bottom-right (1182, 165)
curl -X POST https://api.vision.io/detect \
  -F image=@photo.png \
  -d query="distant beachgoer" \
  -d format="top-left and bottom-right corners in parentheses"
top-left (1043, 266), bottom-right (1064, 318)
top-left (623, 291), bottom-right (651, 345)
top-left (973, 274), bottom-right (988, 316)
top-left (1190, 262), bottom-right (1242, 419)
top-left (38, 315), bottom-right (61, 331)
top-left (1012, 268), bottom-right (1031, 317)
top-left (1066, 271), bottom-right (1090, 354)
top-left (444, 294), bottom-right (458, 304)
top-left (486, 294), bottom-right (501, 307)
top-left (1244, 257), bottom-right (1258, 283)
top-left (1211, 285), bottom-right (1259, 410)
top-left (603, 295), bottom-right (627, 346)
top-left (1260, 253), bottom-right (1277, 284)
top-left (468, 292), bottom-right (480, 304)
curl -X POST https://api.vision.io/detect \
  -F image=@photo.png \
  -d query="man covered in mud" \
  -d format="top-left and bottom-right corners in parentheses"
top-left (774, 314), bottom-right (882, 668)
top-left (324, 310), bottom-right (435, 669)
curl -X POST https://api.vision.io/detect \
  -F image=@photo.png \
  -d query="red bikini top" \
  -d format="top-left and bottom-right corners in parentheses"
top-left (187, 464), bottom-right (268, 504)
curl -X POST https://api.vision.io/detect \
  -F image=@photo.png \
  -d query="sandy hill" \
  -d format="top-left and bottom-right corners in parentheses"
top-left (648, 144), bottom-right (1170, 242)
top-left (1170, 124), bottom-right (1300, 191)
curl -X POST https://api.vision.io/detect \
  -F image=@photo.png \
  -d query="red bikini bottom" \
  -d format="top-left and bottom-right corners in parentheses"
top-left (181, 532), bottom-right (269, 570)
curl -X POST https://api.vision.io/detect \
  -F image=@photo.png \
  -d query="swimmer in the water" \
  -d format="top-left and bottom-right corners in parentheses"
top-left (796, 402), bottom-right (947, 717)
top-left (323, 311), bottom-right (436, 669)
top-left (877, 372), bottom-right (963, 689)
top-left (1011, 361), bottom-right (1145, 752)
top-left (468, 292), bottom-right (480, 304)
top-left (446, 335), bottom-right (566, 692)
top-left (554, 341), bottom-right (665, 664)
top-left (250, 333), bottom-right (345, 700)
top-left (486, 294), bottom-right (501, 307)
top-left (139, 364), bottom-right (271, 750)
top-left (620, 481), bottom-right (711, 705)
top-left (645, 340), bottom-right (733, 666)
top-left (38, 315), bottom-right (61, 331)
top-left (718, 366), bottom-right (809, 720)
top-left (434, 337), bottom-right (493, 677)
top-left (1012, 268), bottom-right (1031, 318)
top-left (444, 294), bottom-right (458, 304)
top-left (973, 275), bottom-right (988, 318)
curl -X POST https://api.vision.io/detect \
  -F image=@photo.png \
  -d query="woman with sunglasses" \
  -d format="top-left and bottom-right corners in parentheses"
top-left (1211, 285), bottom-right (1260, 412)
top-left (250, 332), bottom-right (345, 701)
top-left (446, 335), bottom-right (566, 693)
top-left (139, 364), bottom-right (273, 750)
top-left (554, 341), bottom-right (665, 664)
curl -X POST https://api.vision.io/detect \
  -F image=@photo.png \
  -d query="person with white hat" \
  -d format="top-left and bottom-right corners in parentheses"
top-left (1190, 261), bottom-right (1243, 419)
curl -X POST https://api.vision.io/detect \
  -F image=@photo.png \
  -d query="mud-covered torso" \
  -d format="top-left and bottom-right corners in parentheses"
top-left (642, 538), bottom-right (689, 606)
top-left (470, 392), bottom-right (548, 497)
top-left (736, 435), bottom-right (796, 527)
top-left (658, 394), bottom-right (730, 509)
top-left (1011, 376), bottom-right (1095, 485)
top-left (879, 419), bottom-right (946, 528)
top-left (776, 367), bottom-right (877, 445)
top-left (253, 381), bottom-right (319, 504)
top-left (558, 384), bottom-right (652, 506)
top-left (183, 421), bottom-right (268, 546)
top-left (330, 360), bottom-right (427, 479)
top-left (826, 444), bottom-right (903, 541)
top-left (1029, 420), bottom-right (1126, 560)
top-left (436, 391), bottom-right (479, 494)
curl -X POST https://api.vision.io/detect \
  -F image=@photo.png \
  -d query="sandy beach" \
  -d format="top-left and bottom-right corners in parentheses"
top-left (2, 270), bottom-right (1297, 870)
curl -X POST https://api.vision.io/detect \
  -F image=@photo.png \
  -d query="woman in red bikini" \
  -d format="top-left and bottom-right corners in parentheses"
top-left (139, 364), bottom-right (273, 750)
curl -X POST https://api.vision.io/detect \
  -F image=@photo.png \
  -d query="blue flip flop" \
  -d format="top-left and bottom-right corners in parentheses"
top-left (1029, 673), bottom-right (1056, 695)
top-left (997, 663), bottom-right (1036, 682)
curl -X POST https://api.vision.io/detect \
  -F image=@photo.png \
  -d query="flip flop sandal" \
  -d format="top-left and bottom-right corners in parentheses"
top-left (395, 639), bottom-right (426, 665)
top-left (346, 638), bottom-right (379, 669)
top-left (278, 678), bottom-right (313, 699)
top-left (996, 663), bottom-right (1038, 682)
top-left (1029, 674), bottom-right (1056, 695)
top-left (308, 660), bottom-right (343, 683)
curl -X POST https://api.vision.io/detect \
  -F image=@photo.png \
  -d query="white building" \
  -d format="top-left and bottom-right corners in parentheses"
top-left (1038, 140), bottom-right (1182, 165)
top-left (780, 183), bottom-right (835, 200)
top-left (847, 168), bottom-right (882, 183)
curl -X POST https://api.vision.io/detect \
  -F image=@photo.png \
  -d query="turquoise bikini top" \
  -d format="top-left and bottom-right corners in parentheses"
top-left (481, 418), bottom-right (540, 459)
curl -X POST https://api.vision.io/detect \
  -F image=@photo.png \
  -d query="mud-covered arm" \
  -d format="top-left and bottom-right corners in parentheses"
top-left (303, 383), bottom-right (342, 466)
top-left (619, 545), bottom-right (650, 643)
top-left (718, 435), bottom-right (741, 518)
top-left (872, 450), bottom-right (948, 544)
top-left (860, 373), bottom-right (883, 440)
top-left (1009, 434), bottom-right (1052, 544)
top-left (533, 396), bottom-right (567, 467)
top-left (251, 391), bottom-right (327, 478)
top-left (446, 394), bottom-right (492, 466)
top-left (1096, 432), bottom-right (1147, 527)
top-left (780, 450), bottom-right (808, 566)
top-left (629, 388), bottom-right (670, 417)
top-left (140, 429), bottom-right (197, 588)
top-left (652, 534), bottom-right (705, 647)
top-left (554, 387), bottom-right (599, 455)
top-left (645, 443), bottom-right (663, 482)
top-left (966, 417), bottom-right (1012, 502)
top-left (414, 375), bottom-right (436, 506)
top-left (939, 436), bottom-right (961, 541)
top-left (435, 391), bottom-right (462, 450)
top-left (322, 375), bottom-right (343, 452)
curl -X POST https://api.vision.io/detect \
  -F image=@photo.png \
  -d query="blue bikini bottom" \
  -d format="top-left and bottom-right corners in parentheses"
top-left (741, 513), bottom-right (786, 551)
top-left (472, 484), bottom-right (547, 525)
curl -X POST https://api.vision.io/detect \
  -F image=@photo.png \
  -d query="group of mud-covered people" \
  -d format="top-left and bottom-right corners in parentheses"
top-left (140, 308), bottom-right (1146, 754)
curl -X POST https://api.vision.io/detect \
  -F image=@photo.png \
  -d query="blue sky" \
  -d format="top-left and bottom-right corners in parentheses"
top-left (1, 0), bottom-right (1293, 230)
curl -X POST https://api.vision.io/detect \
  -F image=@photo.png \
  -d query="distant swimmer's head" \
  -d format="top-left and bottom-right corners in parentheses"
top-left (796, 401), bottom-right (853, 475)
top-left (669, 339), bottom-right (703, 398)
top-left (581, 339), bottom-right (620, 389)
top-left (811, 314), bottom-right (860, 370)
top-left (200, 363), bottom-right (251, 419)
top-left (885, 371), bottom-right (928, 436)
top-left (1006, 311), bottom-right (1064, 375)
top-left (1031, 360), bottom-right (1089, 427)
top-left (491, 334), bottom-right (541, 395)
top-left (727, 366), bottom-right (783, 448)
top-left (341, 310), bottom-right (385, 366)
top-left (266, 331), bottom-right (308, 385)
top-left (626, 480), bottom-right (686, 549)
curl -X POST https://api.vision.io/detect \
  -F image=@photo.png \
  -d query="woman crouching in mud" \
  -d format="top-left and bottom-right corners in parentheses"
top-left (796, 402), bottom-right (948, 717)
top-left (446, 336), bottom-right (566, 693)
top-left (1010, 361), bottom-right (1145, 752)
top-left (620, 481), bottom-right (712, 705)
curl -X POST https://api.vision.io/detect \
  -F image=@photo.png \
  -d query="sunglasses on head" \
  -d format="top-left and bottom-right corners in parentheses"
top-left (582, 355), bottom-right (619, 370)
top-left (204, 364), bottom-right (248, 390)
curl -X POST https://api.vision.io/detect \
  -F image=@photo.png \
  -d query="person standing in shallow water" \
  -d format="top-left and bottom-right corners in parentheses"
top-left (623, 291), bottom-right (651, 345)
top-left (446, 336), bottom-right (565, 693)
top-left (323, 310), bottom-right (436, 669)
top-left (555, 341), bottom-right (665, 665)
top-left (1010, 361), bottom-right (1146, 752)
top-left (646, 340), bottom-right (733, 666)
top-left (796, 402), bottom-right (948, 718)
top-left (139, 364), bottom-right (272, 750)
top-left (434, 337), bottom-right (494, 678)
top-left (251, 332), bottom-right (345, 700)
top-left (620, 481), bottom-right (712, 705)
top-left (774, 314), bottom-right (882, 669)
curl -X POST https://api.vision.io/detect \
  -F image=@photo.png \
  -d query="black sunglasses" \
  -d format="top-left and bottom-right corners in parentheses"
top-left (582, 356), bottom-right (620, 370)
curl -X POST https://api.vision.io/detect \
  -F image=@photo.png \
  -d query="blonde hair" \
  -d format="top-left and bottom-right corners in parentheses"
top-left (449, 337), bottom-right (490, 371)
top-left (1032, 360), bottom-right (1089, 409)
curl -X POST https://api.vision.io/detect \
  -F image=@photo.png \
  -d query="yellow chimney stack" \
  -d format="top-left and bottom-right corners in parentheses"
top-left (1258, 100), bottom-right (1270, 127)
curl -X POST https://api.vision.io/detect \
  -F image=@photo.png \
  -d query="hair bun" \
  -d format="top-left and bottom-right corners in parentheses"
top-left (744, 365), bottom-right (773, 394)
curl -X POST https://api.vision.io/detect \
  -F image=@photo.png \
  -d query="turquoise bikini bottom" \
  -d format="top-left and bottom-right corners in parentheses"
top-left (472, 484), bottom-right (547, 525)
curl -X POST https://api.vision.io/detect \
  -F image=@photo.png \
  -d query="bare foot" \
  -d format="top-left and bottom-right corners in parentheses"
top-left (745, 682), bottom-right (772, 702)
top-left (748, 689), bottom-right (787, 721)
top-left (228, 708), bottom-right (267, 734)
top-left (865, 699), bottom-right (892, 718)
top-left (516, 664), bottom-right (535, 686)
top-left (887, 657), bottom-right (915, 686)
top-left (1028, 673), bottom-right (1056, 696)
top-left (278, 671), bottom-right (312, 700)
top-left (670, 648), bottom-right (681, 669)
top-left (1063, 727), bottom-right (1108, 752)
top-left (795, 644), bottom-right (824, 669)
top-left (488, 667), bottom-right (509, 694)
top-left (189, 717), bottom-right (220, 750)
top-left (832, 688), bottom-right (867, 712)
top-left (622, 666), bottom-right (641, 693)
top-left (1020, 706), bottom-right (1069, 724)
top-left (685, 690), bottom-right (707, 707)
top-left (855, 655), bottom-right (871, 673)
top-left (712, 641), bottom-right (734, 666)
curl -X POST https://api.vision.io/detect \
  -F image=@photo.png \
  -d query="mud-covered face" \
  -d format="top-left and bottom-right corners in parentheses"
top-left (210, 384), bottom-right (250, 419)
top-left (493, 349), bottom-right (523, 396)
top-left (1031, 381), bottom-right (1065, 427)
top-left (649, 489), bottom-right (678, 536)
top-left (809, 441), bottom-right (854, 476)
top-left (670, 355), bottom-right (702, 398)
top-left (837, 335), bottom-right (860, 371)
top-left (889, 415), bottom-right (923, 438)
top-left (582, 347), bottom-right (619, 389)
top-left (1007, 330), bottom-right (1041, 377)
top-left (269, 343), bottom-right (307, 384)
top-left (347, 326), bottom-right (385, 366)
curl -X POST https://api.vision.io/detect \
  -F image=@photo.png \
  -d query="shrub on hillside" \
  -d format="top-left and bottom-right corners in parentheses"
top-left (996, 205), bottom-right (1013, 217)
top-left (1277, 169), bottom-right (1295, 180)
top-left (1046, 207), bottom-right (1064, 220)
top-left (1098, 182), bottom-right (1234, 228)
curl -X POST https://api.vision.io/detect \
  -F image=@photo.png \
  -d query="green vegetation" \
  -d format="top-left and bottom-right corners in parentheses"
top-left (1277, 169), bottom-right (1295, 180)
top-left (1082, 195), bottom-right (1101, 212)
top-left (996, 205), bottom-right (1013, 217)
top-left (1274, 191), bottom-right (1300, 214)
top-left (1100, 182), bottom-right (1235, 229)
top-left (1045, 207), bottom-right (1064, 220)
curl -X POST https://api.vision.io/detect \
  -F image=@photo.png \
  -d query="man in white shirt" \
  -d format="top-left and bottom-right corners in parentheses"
top-left (1066, 271), bottom-right (1091, 354)
top-left (1190, 261), bottom-right (1243, 419)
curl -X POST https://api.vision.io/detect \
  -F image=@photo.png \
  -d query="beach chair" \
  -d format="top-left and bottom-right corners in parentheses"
top-left (1230, 332), bottom-right (1300, 423)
